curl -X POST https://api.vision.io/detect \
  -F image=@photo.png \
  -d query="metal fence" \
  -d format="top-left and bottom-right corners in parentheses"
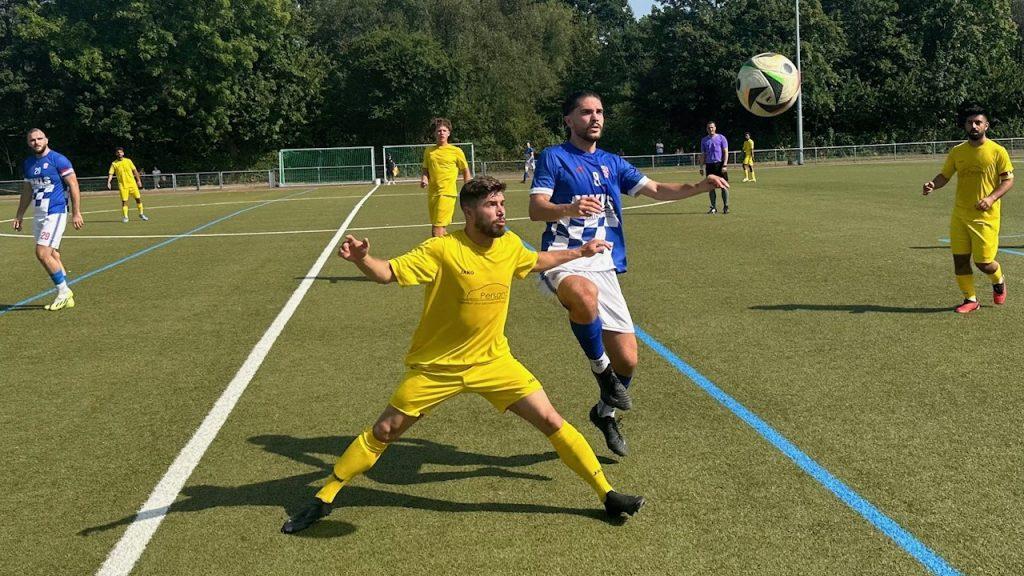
top-left (6, 137), bottom-right (1024, 196)
top-left (478, 137), bottom-right (1024, 177)
top-left (0, 170), bottom-right (277, 196)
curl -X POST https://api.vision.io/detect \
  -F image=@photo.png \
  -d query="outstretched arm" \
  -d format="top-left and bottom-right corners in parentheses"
top-left (337, 235), bottom-right (395, 283)
top-left (635, 175), bottom-right (729, 201)
top-left (533, 239), bottom-right (612, 273)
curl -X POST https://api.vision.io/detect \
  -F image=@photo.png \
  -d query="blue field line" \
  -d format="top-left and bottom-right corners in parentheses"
top-left (938, 237), bottom-right (1024, 256)
top-left (517, 232), bottom-right (959, 575)
top-left (1, 188), bottom-right (313, 317)
top-left (634, 328), bottom-right (960, 576)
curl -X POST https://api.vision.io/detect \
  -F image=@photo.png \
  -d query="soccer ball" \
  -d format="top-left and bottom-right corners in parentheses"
top-left (736, 53), bottom-right (801, 117)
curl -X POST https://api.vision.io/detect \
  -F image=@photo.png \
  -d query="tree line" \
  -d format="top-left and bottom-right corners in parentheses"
top-left (2, 0), bottom-right (1022, 178)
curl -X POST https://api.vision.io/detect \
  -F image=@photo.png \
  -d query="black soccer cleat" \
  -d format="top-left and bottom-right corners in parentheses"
top-left (723, 206), bottom-right (730, 214)
top-left (281, 498), bottom-right (333, 534)
top-left (604, 490), bottom-right (645, 518)
top-left (592, 366), bottom-right (632, 411)
top-left (590, 404), bottom-right (628, 457)
top-left (707, 207), bottom-right (717, 214)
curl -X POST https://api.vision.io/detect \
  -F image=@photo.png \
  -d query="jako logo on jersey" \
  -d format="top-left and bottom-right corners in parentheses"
top-left (575, 165), bottom-right (585, 173)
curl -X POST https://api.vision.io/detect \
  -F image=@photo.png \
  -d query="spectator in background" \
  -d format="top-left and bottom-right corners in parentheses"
top-left (152, 166), bottom-right (161, 189)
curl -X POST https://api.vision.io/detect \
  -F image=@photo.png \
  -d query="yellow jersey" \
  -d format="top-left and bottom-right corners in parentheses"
top-left (743, 139), bottom-right (754, 157)
top-left (941, 140), bottom-right (1014, 221)
top-left (108, 158), bottom-right (139, 190)
top-left (422, 145), bottom-right (469, 197)
top-left (389, 229), bottom-right (539, 368)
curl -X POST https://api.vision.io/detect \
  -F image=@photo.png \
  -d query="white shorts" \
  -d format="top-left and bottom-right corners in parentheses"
top-left (540, 268), bottom-right (634, 333)
top-left (34, 212), bottom-right (67, 249)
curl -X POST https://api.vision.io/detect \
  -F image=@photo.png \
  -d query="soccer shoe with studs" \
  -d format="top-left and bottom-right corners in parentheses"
top-left (723, 206), bottom-right (730, 214)
top-left (121, 217), bottom-right (129, 223)
top-left (590, 404), bottom-right (628, 457)
top-left (742, 177), bottom-right (749, 182)
top-left (140, 214), bottom-right (149, 221)
top-left (593, 366), bottom-right (632, 411)
top-left (706, 207), bottom-right (717, 214)
top-left (955, 299), bottom-right (980, 314)
top-left (994, 281), bottom-right (1006, 305)
top-left (281, 498), bottom-right (333, 534)
top-left (44, 291), bottom-right (75, 311)
top-left (604, 490), bottom-right (645, 518)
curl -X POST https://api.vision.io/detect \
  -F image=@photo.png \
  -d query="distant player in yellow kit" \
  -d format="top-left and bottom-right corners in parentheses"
top-left (742, 132), bottom-right (756, 182)
top-left (281, 176), bottom-right (644, 534)
top-left (923, 104), bottom-right (1014, 313)
top-left (107, 147), bottom-right (148, 223)
top-left (420, 117), bottom-right (471, 237)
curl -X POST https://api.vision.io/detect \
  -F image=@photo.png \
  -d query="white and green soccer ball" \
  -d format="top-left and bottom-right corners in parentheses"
top-left (736, 53), bottom-right (801, 117)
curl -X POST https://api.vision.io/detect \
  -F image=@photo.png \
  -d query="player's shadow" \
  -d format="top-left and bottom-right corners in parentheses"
top-left (751, 303), bottom-right (950, 314)
top-left (296, 276), bottom-right (372, 283)
top-left (79, 434), bottom-right (612, 538)
top-left (0, 304), bottom-right (46, 312)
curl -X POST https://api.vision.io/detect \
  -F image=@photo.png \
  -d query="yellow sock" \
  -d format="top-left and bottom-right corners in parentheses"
top-left (956, 274), bottom-right (976, 300)
top-left (547, 421), bottom-right (613, 501)
top-left (137, 202), bottom-right (145, 215)
top-left (751, 170), bottom-right (756, 180)
top-left (121, 205), bottom-right (129, 219)
top-left (987, 263), bottom-right (1003, 285)
top-left (315, 428), bottom-right (388, 503)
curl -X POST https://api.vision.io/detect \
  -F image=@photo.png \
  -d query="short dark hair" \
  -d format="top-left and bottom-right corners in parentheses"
top-left (115, 146), bottom-right (124, 152)
top-left (431, 117), bottom-right (452, 132)
top-left (459, 176), bottom-right (506, 210)
top-left (707, 120), bottom-right (717, 126)
top-left (957, 102), bottom-right (988, 125)
top-left (562, 90), bottom-right (602, 116)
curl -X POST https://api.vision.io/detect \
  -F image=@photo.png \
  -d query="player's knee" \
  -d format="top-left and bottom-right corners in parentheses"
top-left (372, 420), bottom-right (403, 444)
top-left (566, 282), bottom-right (599, 315)
top-left (975, 261), bottom-right (997, 274)
top-left (539, 410), bottom-right (564, 436)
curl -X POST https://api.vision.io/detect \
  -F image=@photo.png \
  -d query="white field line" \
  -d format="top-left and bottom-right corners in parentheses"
top-left (94, 183), bottom-right (381, 576)
top-left (1, 199), bottom-right (673, 240)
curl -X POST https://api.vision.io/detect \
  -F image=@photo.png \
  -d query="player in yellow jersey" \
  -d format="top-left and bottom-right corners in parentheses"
top-left (282, 176), bottom-right (645, 534)
top-left (923, 104), bottom-right (1014, 313)
top-left (420, 117), bottom-right (471, 237)
top-left (742, 132), bottom-right (756, 182)
top-left (106, 147), bottom-right (148, 223)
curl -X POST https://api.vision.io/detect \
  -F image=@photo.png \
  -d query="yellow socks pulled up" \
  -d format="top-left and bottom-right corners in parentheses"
top-left (548, 421), bottom-right (613, 501)
top-left (956, 274), bottom-right (976, 301)
top-left (121, 205), bottom-right (129, 219)
top-left (315, 428), bottom-right (388, 503)
top-left (137, 202), bottom-right (145, 215)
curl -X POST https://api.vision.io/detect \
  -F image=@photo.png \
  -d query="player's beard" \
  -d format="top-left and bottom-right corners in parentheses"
top-left (475, 217), bottom-right (506, 238)
top-left (574, 124), bottom-right (602, 143)
top-left (968, 130), bottom-right (983, 141)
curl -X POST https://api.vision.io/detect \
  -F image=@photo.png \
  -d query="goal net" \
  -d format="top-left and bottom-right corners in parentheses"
top-left (381, 143), bottom-right (475, 183)
top-left (278, 147), bottom-right (375, 186)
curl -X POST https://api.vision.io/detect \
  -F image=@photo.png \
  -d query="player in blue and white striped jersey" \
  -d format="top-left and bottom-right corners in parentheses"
top-left (12, 128), bottom-right (84, 311)
top-left (529, 91), bottom-right (727, 457)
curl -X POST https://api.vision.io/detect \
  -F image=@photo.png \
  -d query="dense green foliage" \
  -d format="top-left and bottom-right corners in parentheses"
top-left (2, 0), bottom-right (1023, 176)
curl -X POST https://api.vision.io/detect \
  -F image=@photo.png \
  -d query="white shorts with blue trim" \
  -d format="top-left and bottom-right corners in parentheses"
top-left (34, 212), bottom-right (67, 249)
top-left (540, 267), bottom-right (634, 333)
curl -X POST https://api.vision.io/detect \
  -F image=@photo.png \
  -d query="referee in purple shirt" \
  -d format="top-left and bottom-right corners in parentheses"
top-left (699, 121), bottom-right (730, 214)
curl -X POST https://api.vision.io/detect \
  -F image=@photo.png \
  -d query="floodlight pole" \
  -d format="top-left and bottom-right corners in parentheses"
top-left (795, 0), bottom-right (805, 165)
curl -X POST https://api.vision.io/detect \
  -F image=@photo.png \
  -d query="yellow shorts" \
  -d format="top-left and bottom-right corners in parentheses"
top-left (428, 194), bottom-right (457, 227)
top-left (949, 212), bottom-right (1000, 262)
top-left (743, 155), bottom-right (754, 166)
top-left (389, 355), bottom-right (543, 417)
top-left (119, 186), bottom-right (141, 202)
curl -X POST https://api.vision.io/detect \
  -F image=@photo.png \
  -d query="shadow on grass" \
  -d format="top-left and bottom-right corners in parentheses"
top-left (80, 434), bottom-right (615, 537)
top-left (0, 303), bottom-right (46, 312)
top-left (295, 276), bottom-right (372, 283)
top-left (751, 303), bottom-right (950, 314)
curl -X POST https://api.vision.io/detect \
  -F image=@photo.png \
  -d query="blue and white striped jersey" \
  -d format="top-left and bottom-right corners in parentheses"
top-left (530, 142), bottom-right (648, 273)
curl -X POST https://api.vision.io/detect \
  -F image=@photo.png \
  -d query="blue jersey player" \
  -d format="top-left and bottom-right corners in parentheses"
top-left (12, 129), bottom-right (84, 311)
top-left (529, 91), bottom-right (728, 456)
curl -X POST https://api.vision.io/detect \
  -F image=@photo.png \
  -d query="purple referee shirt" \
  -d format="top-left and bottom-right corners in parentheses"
top-left (701, 134), bottom-right (728, 164)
